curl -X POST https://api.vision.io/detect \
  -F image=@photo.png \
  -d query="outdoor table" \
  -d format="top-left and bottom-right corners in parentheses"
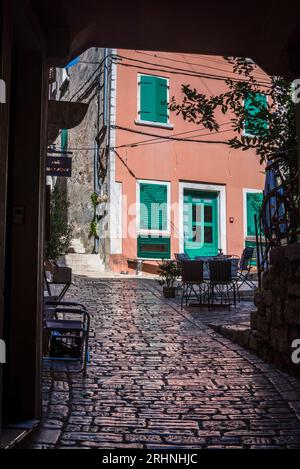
top-left (188, 255), bottom-right (239, 308)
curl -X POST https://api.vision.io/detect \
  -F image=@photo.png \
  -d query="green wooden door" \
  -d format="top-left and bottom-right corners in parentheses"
top-left (183, 190), bottom-right (219, 258)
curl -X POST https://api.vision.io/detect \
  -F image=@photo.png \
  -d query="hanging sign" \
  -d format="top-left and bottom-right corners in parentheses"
top-left (46, 156), bottom-right (72, 177)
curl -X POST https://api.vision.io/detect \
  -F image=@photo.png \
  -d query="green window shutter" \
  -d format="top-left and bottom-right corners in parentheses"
top-left (244, 92), bottom-right (268, 136)
top-left (61, 129), bottom-right (68, 152)
top-left (247, 192), bottom-right (263, 236)
top-left (156, 77), bottom-right (168, 123)
top-left (140, 183), bottom-right (168, 231)
top-left (140, 76), bottom-right (157, 122)
top-left (140, 75), bottom-right (168, 123)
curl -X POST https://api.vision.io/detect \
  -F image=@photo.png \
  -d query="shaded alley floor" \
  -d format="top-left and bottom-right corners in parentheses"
top-left (29, 277), bottom-right (300, 449)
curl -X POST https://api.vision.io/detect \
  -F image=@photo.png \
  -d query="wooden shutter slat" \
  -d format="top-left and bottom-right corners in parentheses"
top-left (140, 75), bottom-right (156, 122)
top-left (247, 192), bottom-right (263, 236)
top-left (140, 183), bottom-right (168, 231)
top-left (140, 75), bottom-right (168, 123)
top-left (156, 77), bottom-right (168, 123)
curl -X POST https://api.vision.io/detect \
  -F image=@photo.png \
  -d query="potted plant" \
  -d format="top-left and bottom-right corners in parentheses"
top-left (158, 260), bottom-right (182, 298)
top-left (45, 185), bottom-right (74, 262)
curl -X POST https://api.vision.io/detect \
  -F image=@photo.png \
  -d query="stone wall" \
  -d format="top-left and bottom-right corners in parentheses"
top-left (250, 243), bottom-right (300, 377)
top-left (56, 48), bottom-right (105, 253)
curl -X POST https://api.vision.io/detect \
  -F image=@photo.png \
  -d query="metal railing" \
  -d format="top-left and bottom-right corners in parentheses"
top-left (255, 159), bottom-right (299, 289)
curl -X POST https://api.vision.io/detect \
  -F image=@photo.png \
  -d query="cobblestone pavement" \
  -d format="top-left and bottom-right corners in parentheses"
top-left (29, 277), bottom-right (300, 449)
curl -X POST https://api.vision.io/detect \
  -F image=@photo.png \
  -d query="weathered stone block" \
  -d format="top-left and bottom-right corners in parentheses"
top-left (271, 276), bottom-right (287, 297)
top-left (265, 306), bottom-right (273, 324)
top-left (248, 333), bottom-right (258, 351)
top-left (284, 299), bottom-right (300, 326)
top-left (284, 243), bottom-right (300, 262)
top-left (270, 245), bottom-right (285, 265)
top-left (262, 290), bottom-right (273, 307)
top-left (287, 281), bottom-right (300, 297)
top-left (271, 298), bottom-right (283, 325)
top-left (254, 291), bottom-right (265, 308)
top-left (250, 310), bottom-right (258, 329)
top-left (270, 326), bottom-right (289, 354)
top-left (262, 271), bottom-right (272, 290)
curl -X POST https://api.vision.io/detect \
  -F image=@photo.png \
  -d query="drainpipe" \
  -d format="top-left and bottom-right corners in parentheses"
top-left (103, 48), bottom-right (110, 263)
top-left (103, 48), bottom-right (109, 128)
top-left (93, 52), bottom-right (103, 254)
top-left (93, 48), bottom-right (110, 255)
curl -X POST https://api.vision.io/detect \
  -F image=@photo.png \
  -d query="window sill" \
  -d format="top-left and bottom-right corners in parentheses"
top-left (134, 119), bottom-right (174, 130)
top-left (137, 231), bottom-right (171, 237)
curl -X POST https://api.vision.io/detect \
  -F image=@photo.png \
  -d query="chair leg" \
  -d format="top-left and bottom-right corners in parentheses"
top-left (233, 282), bottom-right (237, 308)
top-left (226, 284), bottom-right (230, 311)
top-left (181, 284), bottom-right (186, 310)
top-left (185, 285), bottom-right (189, 306)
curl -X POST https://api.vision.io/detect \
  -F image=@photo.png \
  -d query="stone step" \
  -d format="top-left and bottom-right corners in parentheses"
top-left (68, 238), bottom-right (86, 254)
top-left (59, 254), bottom-right (105, 274)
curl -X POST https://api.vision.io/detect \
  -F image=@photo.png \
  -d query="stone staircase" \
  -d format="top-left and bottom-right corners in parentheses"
top-left (59, 238), bottom-right (105, 274)
top-left (61, 254), bottom-right (105, 275)
top-left (68, 238), bottom-right (86, 254)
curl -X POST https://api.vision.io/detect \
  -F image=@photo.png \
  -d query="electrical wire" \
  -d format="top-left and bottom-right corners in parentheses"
top-left (114, 128), bottom-right (233, 150)
top-left (66, 121), bottom-right (231, 151)
top-left (134, 50), bottom-right (268, 79)
top-left (111, 125), bottom-right (229, 146)
top-left (111, 121), bottom-right (232, 147)
top-left (114, 54), bottom-right (271, 87)
top-left (70, 54), bottom-right (111, 101)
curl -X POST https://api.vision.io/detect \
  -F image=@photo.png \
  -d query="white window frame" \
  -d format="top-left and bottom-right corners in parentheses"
top-left (243, 188), bottom-right (263, 239)
top-left (178, 181), bottom-right (227, 254)
top-left (136, 179), bottom-right (171, 237)
top-left (135, 74), bottom-right (174, 130)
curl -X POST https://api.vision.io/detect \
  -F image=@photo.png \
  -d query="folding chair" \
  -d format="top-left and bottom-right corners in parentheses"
top-left (43, 300), bottom-right (90, 375)
top-left (180, 260), bottom-right (205, 309)
top-left (235, 247), bottom-right (256, 298)
top-left (44, 260), bottom-right (73, 302)
top-left (208, 259), bottom-right (237, 309)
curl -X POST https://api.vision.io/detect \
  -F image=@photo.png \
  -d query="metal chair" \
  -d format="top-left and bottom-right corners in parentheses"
top-left (43, 300), bottom-right (90, 375)
top-left (195, 256), bottom-right (215, 280)
top-left (208, 260), bottom-right (237, 309)
top-left (44, 260), bottom-right (73, 302)
top-left (175, 253), bottom-right (190, 262)
top-left (235, 247), bottom-right (256, 298)
top-left (180, 260), bottom-right (205, 309)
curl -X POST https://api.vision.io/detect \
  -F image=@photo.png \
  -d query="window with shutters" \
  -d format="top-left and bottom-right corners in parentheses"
top-left (137, 75), bottom-right (170, 125)
top-left (138, 180), bottom-right (170, 234)
top-left (244, 92), bottom-right (268, 136)
top-left (246, 192), bottom-right (263, 237)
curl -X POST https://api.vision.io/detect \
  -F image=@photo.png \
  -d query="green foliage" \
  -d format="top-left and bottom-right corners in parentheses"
top-left (91, 192), bottom-right (101, 208)
top-left (45, 186), bottom-right (74, 261)
top-left (89, 192), bottom-right (102, 241)
top-left (89, 215), bottom-right (101, 240)
top-left (158, 260), bottom-right (182, 288)
top-left (169, 57), bottom-right (298, 185)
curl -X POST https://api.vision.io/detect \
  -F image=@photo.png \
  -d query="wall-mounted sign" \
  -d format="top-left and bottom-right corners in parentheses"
top-left (46, 156), bottom-right (72, 177)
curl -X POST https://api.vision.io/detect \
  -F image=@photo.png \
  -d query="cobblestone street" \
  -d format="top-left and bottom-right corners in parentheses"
top-left (29, 277), bottom-right (300, 449)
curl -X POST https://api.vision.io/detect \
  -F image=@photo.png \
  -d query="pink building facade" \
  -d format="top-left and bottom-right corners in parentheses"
top-left (106, 50), bottom-right (266, 273)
